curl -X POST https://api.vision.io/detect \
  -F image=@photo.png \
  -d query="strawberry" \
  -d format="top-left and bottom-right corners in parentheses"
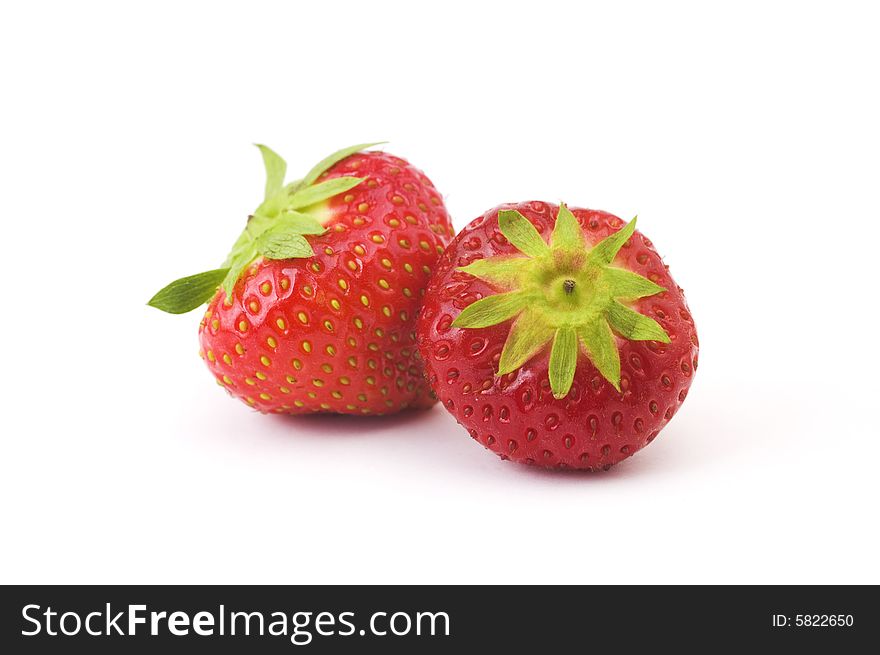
top-left (149, 143), bottom-right (454, 415)
top-left (417, 202), bottom-right (698, 469)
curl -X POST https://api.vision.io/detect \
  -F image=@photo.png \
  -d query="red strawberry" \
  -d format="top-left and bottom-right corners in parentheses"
top-left (150, 143), bottom-right (454, 415)
top-left (417, 201), bottom-right (698, 469)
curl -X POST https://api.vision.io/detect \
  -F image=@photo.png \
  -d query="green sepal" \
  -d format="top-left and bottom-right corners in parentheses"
top-left (274, 210), bottom-right (327, 235)
top-left (579, 320), bottom-right (621, 392)
top-left (250, 211), bottom-right (326, 261)
top-left (607, 301), bottom-right (671, 342)
top-left (148, 268), bottom-right (230, 314)
top-left (288, 176), bottom-right (363, 210)
top-left (589, 216), bottom-right (637, 265)
top-left (457, 256), bottom-right (533, 291)
top-left (549, 327), bottom-right (578, 398)
top-left (550, 203), bottom-right (584, 251)
top-left (604, 267), bottom-right (666, 300)
top-left (220, 245), bottom-right (259, 300)
top-left (301, 142), bottom-right (386, 187)
top-left (221, 227), bottom-right (258, 268)
top-left (255, 144), bottom-right (287, 201)
top-left (257, 232), bottom-right (313, 260)
top-left (451, 291), bottom-right (530, 329)
top-left (282, 179), bottom-right (303, 195)
top-left (497, 311), bottom-right (554, 375)
top-left (498, 210), bottom-right (551, 257)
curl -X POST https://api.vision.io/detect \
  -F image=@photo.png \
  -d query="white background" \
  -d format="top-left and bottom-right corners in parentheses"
top-left (1, 1), bottom-right (878, 584)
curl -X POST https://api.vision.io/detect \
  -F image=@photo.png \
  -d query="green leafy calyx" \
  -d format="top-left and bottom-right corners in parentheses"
top-left (148, 142), bottom-right (384, 313)
top-left (452, 205), bottom-right (670, 398)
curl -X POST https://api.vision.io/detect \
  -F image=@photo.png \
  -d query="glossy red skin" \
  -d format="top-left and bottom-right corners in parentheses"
top-left (417, 202), bottom-right (698, 469)
top-left (199, 151), bottom-right (454, 415)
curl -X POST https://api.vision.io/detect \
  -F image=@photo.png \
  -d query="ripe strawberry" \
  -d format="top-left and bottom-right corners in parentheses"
top-left (149, 143), bottom-right (454, 415)
top-left (417, 202), bottom-right (698, 469)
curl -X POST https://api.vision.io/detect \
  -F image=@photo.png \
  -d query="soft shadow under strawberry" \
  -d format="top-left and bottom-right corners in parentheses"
top-left (265, 406), bottom-right (430, 437)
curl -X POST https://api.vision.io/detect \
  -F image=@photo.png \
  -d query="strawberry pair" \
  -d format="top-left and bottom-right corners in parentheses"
top-left (151, 144), bottom-right (698, 470)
